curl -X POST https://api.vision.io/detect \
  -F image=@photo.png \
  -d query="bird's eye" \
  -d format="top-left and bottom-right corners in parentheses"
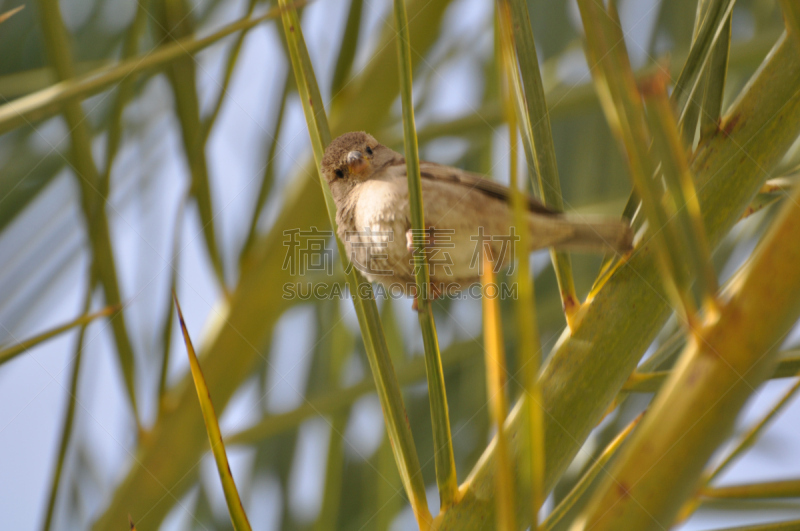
top-left (334, 169), bottom-right (344, 179)
top-left (365, 146), bottom-right (373, 156)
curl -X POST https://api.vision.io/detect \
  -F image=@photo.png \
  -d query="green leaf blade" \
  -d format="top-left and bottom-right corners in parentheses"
top-left (173, 295), bottom-right (252, 531)
top-left (392, 0), bottom-right (457, 509)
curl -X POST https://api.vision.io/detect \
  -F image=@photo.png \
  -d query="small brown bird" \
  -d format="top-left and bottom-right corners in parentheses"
top-left (321, 131), bottom-right (633, 301)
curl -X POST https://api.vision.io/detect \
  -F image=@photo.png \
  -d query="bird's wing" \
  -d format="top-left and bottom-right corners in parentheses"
top-left (380, 171), bottom-right (515, 280)
top-left (418, 161), bottom-right (559, 216)
top-left (378, 162), bottom-right (513, 233)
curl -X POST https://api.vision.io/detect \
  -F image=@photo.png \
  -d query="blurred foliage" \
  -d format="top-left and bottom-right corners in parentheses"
top-left (2, 0), bottom-right (800, 530)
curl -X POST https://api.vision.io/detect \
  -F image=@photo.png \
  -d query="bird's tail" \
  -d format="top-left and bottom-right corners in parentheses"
top-left (549, 214), bottom-right (634, 254)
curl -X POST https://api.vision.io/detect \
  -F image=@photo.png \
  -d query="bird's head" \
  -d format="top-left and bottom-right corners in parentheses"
top-left (321, 132), bottom-right (397, 202)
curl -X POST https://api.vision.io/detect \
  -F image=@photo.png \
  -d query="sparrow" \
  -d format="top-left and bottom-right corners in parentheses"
top-left (321, 131), bottom-right (633, 301)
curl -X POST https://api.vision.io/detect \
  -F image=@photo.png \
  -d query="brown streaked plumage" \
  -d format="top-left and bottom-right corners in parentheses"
top-left (321, 131), bottom-right (633, 298)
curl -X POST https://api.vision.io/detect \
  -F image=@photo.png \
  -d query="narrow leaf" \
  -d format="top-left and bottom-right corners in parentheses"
top-left (497, 6), bottom-right (543, 525)
top-left (781, 0), bottom-right (800, 46)
top-left (99, 0), bottom-right (148, 197)
top-left (623, 350), bottom-right (800, 393)
top-left (681, 0), bottom-right (715, 143)
top-left (41, 286), bottom-right (94, 531)
top-left (579, 1), bottom-right (698, 322)
top-left (542, 414), bottom-right (642, 531)
top-left (312, 303), bottom-right (351, 531)
top-left (313, 413), bottom-right (347, 531)
top-left (158, 200), bottom-right (185, 407)
top-left (699, 15), bottom-right (731, 141)
top-left (642, 73), bottom-right (719, 311)
top-left (38, 0), bottom-right (142, 421)
top-left (0, 2), bottom-right (301, 136)
top-left (239, 75), bottom-right (291, 266)
top-left (277, 0), bottom-right (431, 523)
top-left (228, 340), bottom-right (479, 446)
top-left (481, 255), bottom-right (516, 531)
top-left (703, 480), bottom-right (800, 499)
top-left (173, 294), bottom-right (252, 531)
top-left (330, 0), bottom-right (364, 95)
top-left (635, 328), bottom-right (685, 373)
top-left (741, 176), bottom-right (796, 219)
top-left (578, 181), bottom-right (800, 529)
top-left (706, 369), bottom-right (800, 483)
top-left (673, 0), bottom-right (736, 117)
top-left (201, 0), bottom-right (259, 142)
top-left (0, 306), bottom-right (115, 366)
top-left (393, 0), bottom-right (457, 508)
top-left (502, 0), bottom-right (577, 325)
top-left (155, 0), bottom-right (226, 288)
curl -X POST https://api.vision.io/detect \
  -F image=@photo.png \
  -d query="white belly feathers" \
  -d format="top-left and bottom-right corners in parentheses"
top-left (343, 180), bottom-right (414, 283)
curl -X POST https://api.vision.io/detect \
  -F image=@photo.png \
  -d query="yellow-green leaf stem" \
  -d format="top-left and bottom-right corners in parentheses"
top-left (155, 0), bottom-right (226, 289)
top-left (699, 16), bottom-right (731, 142)
top-left (0, 2), bottom-right (303, 136)
top-left (578, 1), bottom-right (698, 324)
top-left (228, 340), bottom-right (479, 446)
top-left (673, 0), bottom-right (736, 121)
top-left (703, 479), bottom-right (800, 500)
top-left (541, 414), bottom-right (641, 531)
top-left (578, 183), bottom-right (800, 530)
top-left (393, 0), bottom-right (457, 509)
top-left (92, 1), bottom-right (454, 526)
top-left (38, 0), bottom-right (141, 424)
top-left (277, 0), bottom-right (431, 523)
top-left (0, 306), bottom-right (115, 366)
top-left (624, 350), bottom-right (800, 393)
top-left (330, 0), bottom-right (364, 95)
top-left (781, 0), bottom-right (800, 46)
top-left (705, 370), bottom-right (800, 484)
top-left (501, 0), bottom-right (577, 325)
top-left (41, 285), bottom-right (94, 531)
top-left (158, 200), bottom-right (185, 408)
top-left (173, 295), bottom-right (252, 531)
top-left (481, 256), bottom-right (516, 531)
top-left (435, 32), bottom-right (800, 531)
top-left (642, 75), bottom-right (719, 313)
top-left (497, 5), bottom-right (543, 526)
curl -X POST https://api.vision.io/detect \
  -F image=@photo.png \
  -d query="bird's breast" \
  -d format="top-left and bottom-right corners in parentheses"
top-left (340, 181), bottom-right (413, 283)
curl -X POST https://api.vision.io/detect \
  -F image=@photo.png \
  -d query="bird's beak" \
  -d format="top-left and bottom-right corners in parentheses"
top-left (346, 150), bottom-right (369, 175)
